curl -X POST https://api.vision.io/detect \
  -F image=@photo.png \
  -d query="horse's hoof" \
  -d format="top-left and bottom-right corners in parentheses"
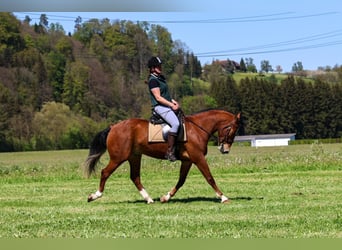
top-left (160, 192), bottom-right (172, 203)
top-left (87, 195), bottom-right (94, 202)
top-left (160, 196), bottom-right (169, 203)
top-left (87, 193), bottom-right (99, 202)
top-left (222, 199), bottom-right (230, 204)
top-left (147, 199), bottom-right (154, 204)
top-left (88, 191), bottom-right (102, 202)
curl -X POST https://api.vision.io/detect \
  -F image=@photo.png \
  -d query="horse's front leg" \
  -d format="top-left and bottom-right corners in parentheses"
top-left (129, 155), bottom-right (154, 204)
top-left (160, 160), bottom-right (192, 203)
top-left (196, 157), bottom-right (229, 203)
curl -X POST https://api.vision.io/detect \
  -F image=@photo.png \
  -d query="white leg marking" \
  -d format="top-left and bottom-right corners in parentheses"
top-left (88, 190), bottom-right (102, 202)
top-left (139, 189), bottom-right (154, 204)
top-left (164, 192), bottom-right (171, 201)
top-left (220, 195), bottom-right (229, 203)
top-left (160, 192), bottom-right (171, 203)
top-left (216, 193), bottom-right (229, 203)
top-left (95, 190), bottom-right (102, 198)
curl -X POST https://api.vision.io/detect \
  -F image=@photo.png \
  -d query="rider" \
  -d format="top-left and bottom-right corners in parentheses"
top-left (147, 56), bottom-right (180, 162)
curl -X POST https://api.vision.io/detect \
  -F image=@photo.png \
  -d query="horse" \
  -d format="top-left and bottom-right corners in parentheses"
top-left (84, 109), bottom-right (241, 204)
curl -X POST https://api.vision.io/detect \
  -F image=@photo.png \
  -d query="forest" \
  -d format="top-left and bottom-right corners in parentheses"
top-left (0, 12), bottom-right (341, 152)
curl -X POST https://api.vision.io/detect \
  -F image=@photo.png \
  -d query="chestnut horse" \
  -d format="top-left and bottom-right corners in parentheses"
top-left (84, 109), bottom-right (240, 204)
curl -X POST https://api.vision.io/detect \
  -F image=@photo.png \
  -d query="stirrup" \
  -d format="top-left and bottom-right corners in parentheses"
top-left (165, 152), bottom-right (177, 162)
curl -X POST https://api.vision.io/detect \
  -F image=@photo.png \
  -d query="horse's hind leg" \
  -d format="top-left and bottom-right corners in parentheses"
top-left (160, 160), bottom-right (192, 203)
top-left (129, 155), bottom-right (154, 204)
top-left (88, 159), bottom-right (120, 202)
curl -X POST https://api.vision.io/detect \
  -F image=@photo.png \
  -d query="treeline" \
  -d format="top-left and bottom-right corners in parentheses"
top-left (0, 13), bottom-right (341, 152)
top-left (210, 74), bottom-right (342, 139)
top-left (0, 13), bottom-right (202, 151)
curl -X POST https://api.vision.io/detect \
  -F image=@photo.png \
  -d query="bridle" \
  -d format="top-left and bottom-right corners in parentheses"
top-left (185, 117), bottom-right (237, 146)
top-left (219, 124), bottom-right (235, 144)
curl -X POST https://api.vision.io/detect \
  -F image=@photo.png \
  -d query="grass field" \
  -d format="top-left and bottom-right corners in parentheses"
top-left (232, 72), bottom-right (315, 85)
top-left (0, 143), bottom-right (341, 238)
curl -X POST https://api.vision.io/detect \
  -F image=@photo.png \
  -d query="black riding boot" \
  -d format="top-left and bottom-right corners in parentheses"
top-left (165, 132), bottom-right (177, 162)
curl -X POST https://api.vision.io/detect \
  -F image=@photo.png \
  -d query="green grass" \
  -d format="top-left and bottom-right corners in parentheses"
top-left (0, 144), bottom-right (341, 238)
top-left (232, 72), bottom-right (314, 85)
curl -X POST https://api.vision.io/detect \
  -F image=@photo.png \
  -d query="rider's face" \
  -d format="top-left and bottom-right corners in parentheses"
top-left (153, 65), bottom-right (162, 75)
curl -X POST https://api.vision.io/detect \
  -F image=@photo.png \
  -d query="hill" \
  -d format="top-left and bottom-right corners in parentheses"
top-left (0, 13), bottom-right (342, 152)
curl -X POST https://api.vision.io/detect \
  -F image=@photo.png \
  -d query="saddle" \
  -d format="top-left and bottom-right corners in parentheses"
top-left (148, 109), bottom-right (187, 142)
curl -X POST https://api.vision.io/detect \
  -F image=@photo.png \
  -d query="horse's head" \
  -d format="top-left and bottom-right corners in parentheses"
top-left (218, 112), bottom-right (241, 154)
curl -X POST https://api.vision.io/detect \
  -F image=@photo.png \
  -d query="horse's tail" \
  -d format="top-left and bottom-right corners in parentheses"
top-left (83, 127), bottom-right (111, 177)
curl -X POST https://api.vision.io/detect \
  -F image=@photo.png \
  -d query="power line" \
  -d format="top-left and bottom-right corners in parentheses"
top-left (147, 12), bottom-right (339, 24)
top-left (196, 29), bottom-right (342, 56)
top-left (196, 40), bottom-right (342, 58)
top-left (14, 11), bottom-right (338, 24)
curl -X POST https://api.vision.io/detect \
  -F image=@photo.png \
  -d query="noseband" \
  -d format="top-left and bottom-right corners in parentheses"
top-left (219, 122), bottom-right (236, 145)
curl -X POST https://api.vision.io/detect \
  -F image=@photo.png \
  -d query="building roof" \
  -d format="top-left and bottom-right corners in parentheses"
top-left (235, 133), bottom-right (296, 142)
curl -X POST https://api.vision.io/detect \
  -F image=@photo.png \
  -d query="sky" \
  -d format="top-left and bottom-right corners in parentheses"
top-left (12, 0), bottom-right (342, 72)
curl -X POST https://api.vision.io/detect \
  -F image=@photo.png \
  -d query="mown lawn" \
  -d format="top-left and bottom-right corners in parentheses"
top-left (0, 144), bottom-right (341, 238)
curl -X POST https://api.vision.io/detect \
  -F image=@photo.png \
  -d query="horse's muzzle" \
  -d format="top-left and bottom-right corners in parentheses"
top-left (219, 143), bottom-right (230, 154)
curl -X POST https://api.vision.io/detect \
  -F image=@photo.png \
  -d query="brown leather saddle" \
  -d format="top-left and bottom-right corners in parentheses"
top-left (148, 110), bottom-right (186, 142)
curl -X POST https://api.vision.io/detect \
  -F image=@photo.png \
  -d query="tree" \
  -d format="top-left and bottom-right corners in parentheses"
top-left (0, 13), bottom-right (25, 66)
top-left (240, 58), bottom-right (247, 72)
top-left (74, 16), bottom-right (82, 31)
top-left (239, 77), bottom-right (277, 134)
top-left (46, 51), bottom-right (66, 102)
top-left (0, 82), bottom-right (15, 151)
top-left (39, 14), bottom-right (49, 30)
top-left (62, 61), bottom-right (90, 112)
top-left (24, 15), bottom-right (31, 24)
top-left (55, 36), bottom-right (73, 59)
top-left (48, 23), bottom-right (65, 34)
top-left (73, 18), bottom-right (102, 45)
top-left (9, 106), bottom-right (35, 151)
top-left (245, 57), bottom-right (257, 73)
top-left (181, 95), bottom-right (217, 114)
top-left (275, 65), bottom-right (283, 74)
top-left (33, 14), bottom-right (49, 34)
top-left (292, 61), bottom-right (304, 72)
top-left (148, 24), bottom-right (174, 74)
top-left (311, 80), bottom-right (335, 138)
top-left (210, 75), bottom-right (239, 111)
top-left (31, 102), bottom-right (98, 150)
top-left (103, 20), bottom-right (137, 65)
top-left (330, 83), bottom-right (342, 137)
top-left (260, 60), bottom-right (272, 73)
top-left (32, 54), bottom-right (50, 109)
top-left (129, 21), bottom-right (151, 78)
top-left (173, 45), bottom-right (201, 80)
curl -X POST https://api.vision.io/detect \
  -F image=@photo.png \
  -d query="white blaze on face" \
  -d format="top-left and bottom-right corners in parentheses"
top-left (223, 143), bottom-right (230, 152)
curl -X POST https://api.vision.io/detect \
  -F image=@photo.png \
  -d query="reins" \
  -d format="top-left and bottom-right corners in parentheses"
top-left (184, 116), bottom-right (219, 141)
top-left (184, 115), bottom-right (236, 143)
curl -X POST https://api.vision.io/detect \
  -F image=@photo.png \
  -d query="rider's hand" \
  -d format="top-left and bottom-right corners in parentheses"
top-left (171, 99), bottom-right (179, 111)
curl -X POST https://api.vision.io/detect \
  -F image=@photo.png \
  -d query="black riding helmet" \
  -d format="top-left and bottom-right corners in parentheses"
top-left (147, 56), bottom-right (162, 68)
